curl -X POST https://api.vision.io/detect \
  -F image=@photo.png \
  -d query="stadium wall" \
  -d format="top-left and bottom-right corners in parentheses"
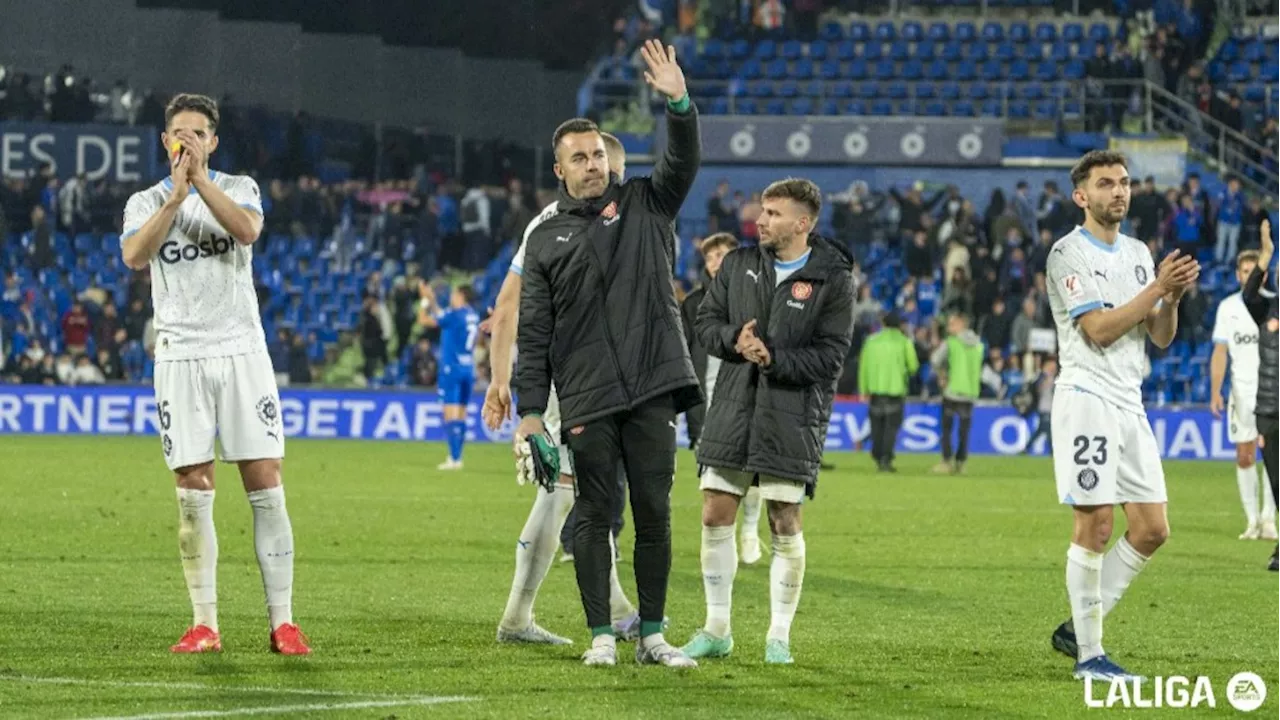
top-left (0, 385), bottom-right (1239, 462)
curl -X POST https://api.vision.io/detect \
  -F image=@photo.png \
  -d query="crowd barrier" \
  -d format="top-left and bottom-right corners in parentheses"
top-left (0, 384), bottom-right (1239, 460)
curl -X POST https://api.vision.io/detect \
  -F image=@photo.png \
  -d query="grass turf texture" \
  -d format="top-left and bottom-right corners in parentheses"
top-left (0, 436), bottom-right (1275, 719)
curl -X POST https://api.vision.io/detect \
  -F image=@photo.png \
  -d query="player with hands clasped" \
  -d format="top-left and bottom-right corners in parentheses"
top-left (1043, 151), bottom-right (1198, 681)
top-left (1240, 219), bottom-right (1280, 571)
top-left (121, 94), bottom-right (308, 655)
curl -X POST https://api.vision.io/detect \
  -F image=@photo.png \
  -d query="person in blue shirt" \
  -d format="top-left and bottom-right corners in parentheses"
top-left (1172, 194), bottom-right (1203, 258)
top-left (1215, 176), bottom-right (1244, 264)
top-left (419, 282), bottom-right (479, 470)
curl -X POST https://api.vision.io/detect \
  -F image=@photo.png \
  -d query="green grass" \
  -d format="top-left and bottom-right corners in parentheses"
top-left (0, 436), bottom-right (1275, 719)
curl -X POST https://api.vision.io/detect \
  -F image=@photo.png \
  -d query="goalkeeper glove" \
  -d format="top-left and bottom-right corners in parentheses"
top-left (515, 431), bottom-right (560, 492)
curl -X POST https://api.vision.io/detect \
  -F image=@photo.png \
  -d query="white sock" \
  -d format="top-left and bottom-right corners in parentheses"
top-left (247, 486), bottom-right (295, 631)
top-left (501, 485), bottom-right (574, 629)
top-left (592, 633), bottom-right (617, 650)
top-left (701, 524), bottom-right (737, 638)
top-left (767, 532), bottom-right (806, 644)
top-left (176, 488), bottom-right (218, 632)
top-left (1261, 466), bottom-right (1277, 523)
top-left (1099, 535), bottom-right (1149, 617)
top-left (1066, 543), bottom-right (1104, 662)
top-left (1238, 464), bottom-right (1261, 526)
top-left (741, 486), bottom-right (762, 545)
top-left (607, 533), bottom-right (636, 623)
top-left (640, 632), bottom-right (669, 650)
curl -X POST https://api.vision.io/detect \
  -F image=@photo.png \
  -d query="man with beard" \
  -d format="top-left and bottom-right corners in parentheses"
top-left (1042, 151), bottom-right (1199, 681)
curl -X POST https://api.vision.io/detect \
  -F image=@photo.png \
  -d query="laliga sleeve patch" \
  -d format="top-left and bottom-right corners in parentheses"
top-left (1061, 273), bottom-right (1085, 303)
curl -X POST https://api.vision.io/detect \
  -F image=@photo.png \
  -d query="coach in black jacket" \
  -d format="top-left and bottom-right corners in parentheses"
top-left (1245, 219), bottom-right (1278, 571)
top-left (682, 178), bottom-right (854, 665)
top-left (513, 40), bottom-right (701, 667)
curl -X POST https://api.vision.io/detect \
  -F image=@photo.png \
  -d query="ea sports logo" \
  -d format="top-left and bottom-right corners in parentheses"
top-left (791, 282), bottom-right (813, 301)
top-left (1227, 672), bottom-right (1267, 712)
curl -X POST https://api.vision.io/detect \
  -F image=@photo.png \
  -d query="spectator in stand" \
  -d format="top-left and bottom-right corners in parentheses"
top-left (95, 302), bottom-right (120, 352)
top-left (705, 180), bottom-right (738, 235)
top-left (97, 346), bottom-right (123, 382)
top-left (890, 182), bottom-right (945, 243)
top-left (359, 294), bottom-right (388, 383)
top-left (1177, 282), bottom-right (1209, 344)
top-left (1172, 193), bottom-right (1204, 258)
top-left (904, 230), bottom-right (933, 279)
top-left (738, 192), bottom-right (761, 243)
top-left (35, 354), bottom-right (58, 385)
top-left (288, 333), bottom-right (313, 385)
top-left (1022, 356), bottom-right (1057, 454)
top-left (459, 186), bottom-right (491, 270)
top-left (1130, 176), bottom-right (1165, 243)
top-left (60, 301), bottom-right (91, 355)
top-left (499, 179), bottom-right (536, 245)
top-left (1011, 181), bottom-right (1039, 242)
top-left (124, 297), bottom-right (149, 342)
top-left (1010, 296), bottom-right (1038, 357)
top-left (1027, 227), bottom-right (1054, 277)
top-left (72, 354), bottom-right (105, 385)
top-left (409, 337), bottom-right (438, 388)
top-left (1000, 246), bottom-right (1029, 297)
top-left (1216, 176), bottom-right (1245, 264)
top-left (979, 296), bottom-right (1013, 353)
top-left (851, 284), bottom-right (882, 329)
top-left (980, 347), bottom-right (1007, 399)
top-left (1084, 43), bottom-right (1113, 132)
top-left (1242, 194), bottom-right (1268, 251)
top-left (940, 266), bottom-right (974, 318)
top-left (831, 185), bottom-right (882, 262)
top-left (1036, 181), bottom-right (1071, 239)
top-left (27, 205), bottom-right (55, 271)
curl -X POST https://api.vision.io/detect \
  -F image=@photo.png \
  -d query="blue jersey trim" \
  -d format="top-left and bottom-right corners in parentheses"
top-left (1069, 300), bottom-right (1104, 319)
top-left (1077, 227), bottom-right (1119, 254)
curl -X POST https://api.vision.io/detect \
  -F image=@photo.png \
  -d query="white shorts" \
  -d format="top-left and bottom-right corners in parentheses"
top-left (153, 352), bottom-right (285, 471)
top-left (700, 466), bottom-right (806, 504)
top-left (543, 383), bottom-right (574, 478)
top-left (1228, 395), bottom-right (1259, 444)
top-left (1052, 386), bottom-right (1166, 506)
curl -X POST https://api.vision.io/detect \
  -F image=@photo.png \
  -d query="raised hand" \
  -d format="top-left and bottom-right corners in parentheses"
top-left (166, 152), bottom-right (192, 207)
top-left (1261, 218), bottom-right (1274, 268)
top-left (1155, 250), bottom-right (1199, 298)
top-left (640, 39), bottom-right (687, 101)
top-left (174, 129), bottom-right (208, 178)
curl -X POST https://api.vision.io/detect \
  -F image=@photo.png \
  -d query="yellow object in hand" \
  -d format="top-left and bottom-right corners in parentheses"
top-left (170, 141), bottom-right (183, 160)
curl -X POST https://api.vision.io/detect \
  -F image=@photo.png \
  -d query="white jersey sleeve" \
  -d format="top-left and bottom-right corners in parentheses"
top-left (224, 175), bottom-right (264, 215)
top-left (510, 201), bottom-right (558, 276)
top-left (1214, 293), bottom-right (1260, 400)
top-left (1046, 239), bottom-right (1105, 320)
top-left (1211, 298), bottom-right (1231, 345)
top-left (122, 189), bottom-right (162, 240)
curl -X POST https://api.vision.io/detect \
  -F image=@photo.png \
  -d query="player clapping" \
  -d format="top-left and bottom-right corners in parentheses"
top-left (120, 94), bottom-right (308, 655)
top-left (418, 281), bottom-right (479, 470)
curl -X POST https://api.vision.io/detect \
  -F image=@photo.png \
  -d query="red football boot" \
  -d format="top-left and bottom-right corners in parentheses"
top-left (171, 625), bottom-right (222, 653)
top-left (270, 623), bottom-right (312, 655)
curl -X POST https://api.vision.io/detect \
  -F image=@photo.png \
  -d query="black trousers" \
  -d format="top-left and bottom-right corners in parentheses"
top-left (868, 394), bottom-right (905, 466)
top-left (563, 394), bottom-right (676, 630)
top-left (1026, 411), bottom-right (1053, 453)
top-left (1259, 415), bottom-right (1279, 506)
top-left (940, 398), bottom-right (974, 462)
top-left (560, 461), bottom-right (626, 552)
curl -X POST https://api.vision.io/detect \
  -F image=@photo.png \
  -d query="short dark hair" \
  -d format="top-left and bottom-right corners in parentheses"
top-left (165, 93), bottom-right (219, 131)
top-left (700, 232), bottom-right (739, 256)
top-left (552, 118), bottom-right (600, 153)
top-left (455, 284), bottom-right (476, 305)
top-left (761, 177), bottom-right (822, 218)
top-left (1069, 150), bottom-right (1128, 188)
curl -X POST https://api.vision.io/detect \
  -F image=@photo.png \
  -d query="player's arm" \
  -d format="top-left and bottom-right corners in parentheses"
top-left (192, 174), bottom-right (263, 245)
top-left (1242, 219), bottom-right (1274, 325)
top-left (695, 254), bottom-right (748, 363)
top-left (513, 245), bottom-right (554, 418)
top-left (1143, 251), bottom-right (1201, 348)
top-left (488, 271), bottom-right (522, 387)
top-left (761, 271), bottom-right (855, 385)
top-left (121, 153), bottom-right (192, 270)
top-left (1209, 340), bottom-right (1229, 416)
top-left (1143, 295), bottom-right (1180, 349)
top-left (640, 39), bottom-right (699, 219)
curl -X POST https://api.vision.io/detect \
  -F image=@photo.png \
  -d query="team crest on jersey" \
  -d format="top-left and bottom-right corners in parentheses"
top-left (1077, 468), bottom-right (1099, 491)
top-left (162, 434), bottom-right (173, 457)
top-left (791, 282), bottom-right (813, 301)
top-left (1134, 265), bottom-right (1148, 284)
top-left (601, 201), bottom-right (620, 226)
top-left (256, 396), bottom-right (279, 427)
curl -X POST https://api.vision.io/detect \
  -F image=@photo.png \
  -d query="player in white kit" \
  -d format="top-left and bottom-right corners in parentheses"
top-left (1210, 250), bottom-right (1278, 540)
top-left (1042, 151), bottom-right (1199, 681)
top-left (121, 94), bottom-right (308, 655)
top-left (482, 134), bottom-right (643, 645)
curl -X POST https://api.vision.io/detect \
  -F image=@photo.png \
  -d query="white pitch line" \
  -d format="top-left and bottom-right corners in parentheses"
top-left (78, 697), bottom-right (476, 720)
top-left (0, 675), bottom-right (421, 699)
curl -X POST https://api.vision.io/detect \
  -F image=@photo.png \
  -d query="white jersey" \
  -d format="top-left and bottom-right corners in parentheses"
top-left (509, 201), bottom-right (558, 276)
top-left (1211, 292), bottom-right (1260, 404)
top-left (122, 171), bottom-right (266, 362)
top-left (1046, 226), bottom-right (1156, 415)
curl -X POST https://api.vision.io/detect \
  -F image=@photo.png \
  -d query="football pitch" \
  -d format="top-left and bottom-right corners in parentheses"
top-left (0, 436), bottom-right (1275, 719)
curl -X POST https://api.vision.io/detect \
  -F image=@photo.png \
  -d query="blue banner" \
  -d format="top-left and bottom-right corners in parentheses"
top-left (0, 122), bottom-right (158, 182)
top-left (0, 385), bottom-right (1239, 461)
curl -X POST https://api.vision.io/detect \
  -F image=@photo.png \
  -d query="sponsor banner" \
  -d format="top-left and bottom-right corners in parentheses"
top-left (0, 385), bottom-right (1241, 461)
top-left (658, 116), bottom-right (1004, 165)
top-left (0, 122), bottom-right (158, 182)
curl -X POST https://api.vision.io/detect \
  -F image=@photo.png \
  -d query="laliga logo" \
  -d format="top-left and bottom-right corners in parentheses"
top-left (1083, 672), bottom-right (1267, 711)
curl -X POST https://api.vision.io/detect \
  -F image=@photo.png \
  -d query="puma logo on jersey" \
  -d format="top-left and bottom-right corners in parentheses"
top-left (556, 234), bottom-right (573, 243)
top-left (1094, 270), bottom-right (1107, 280)
top-left (745, 270), bottom-right (760, 283)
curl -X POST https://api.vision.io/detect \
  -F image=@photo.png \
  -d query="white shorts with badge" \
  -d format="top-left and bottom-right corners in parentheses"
top-left (700, 466), bottom-right (806, 504)
top-left (542, 383), bottom-right (574, 478)
top-left (153, 351), bottom-right (285, 471)
top-left (1052, 386), bottom-right (1166, 506)
top-left (1228, 395), bottom-right (1259, 444)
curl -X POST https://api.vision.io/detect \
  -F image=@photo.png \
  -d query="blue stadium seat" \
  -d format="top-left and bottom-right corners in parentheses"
top-left (1062, 23), bottom-right (1084, 43)
top-left (916, 82), bottom-right (937, 99)
top-left (737, 99), bottom-right (758, 115)
top-left (1035, 23), bottom-right (1056, 42)
top-left (916, 42), bottom-right (936, 61)
top-left (859, 81), bottom-right (880, 99)
top-left (748, 81), bottom-right (772, 97)
top-left (981, 61), bottom-right (1004, 80)
top-left (1008, 101), bottom-right (1031, 118)
top-left (820, 99), bottom-right (840, 115)
top-left (1034, 100), bottom-right (1057, 119)
top-left (865, 42), bottom-right (883, 61)
top-left (927, 22), bottom-right (949, 42)
top-left (982, 99), bottom-right (1003, 116)
top-left (942, 41), bottom-right (963, 62)
top-left (846, 100), bottom-right (868, 115)
top-left (955, 23), bottom-right (976, 43)
top-left (820, 60), bottom-right (840, 79)
top-left (765, 99), bottom-right (787, 115)
top-left (982, 22), bottom-right (1004, 42)
top-left (849, 22), bottom-right (870, 42)
top-left (1218, 40), bottom-right (1240, 63)
top-left (1243, 40), bottom-right (1266, 63)
top-left (756, 40), bottom-right (777, 59)
top-left (703, 39), bottom-right (726, 58)
top-left (968, 83), bottom-right (989, 100)
top-left (995, 42), bottom-right (1016, 62)
top-left (875, 21), bottom-right (896, 41)
top-left (902, 60), bottom-right (924, 80)
top-left (781, 40), bottom-right (803, 60)
top-left (887, 81), bottom-right (909, 100)
top-left (1087, 23), bottom-right (1111, 43)
top-left (1017, 84), bottom-right (1043, 100)
top-left (793, 59), bottom-right (814, 79)
top-left (789, 98), bottom-right (814, 116)
top-left (966, 43), bottom-right (989, 62)
top-left (1009, 60), bottom-right (1030, 80)
top-left (820, 21), bottom-right (844, 41)
top-left (1063, 60), bottom-right (1086, 79)
top-left (954, 60), bottom-right (977, 81)
top-left (731, 39), bottom-right (751, 59)
top-left (871, 100), bottom-right (894, 116)
top-left (831, 80), bottom-right (854, 98)
top-left (1050, 42), bottom-right (1071, 62)
top-left (953, 100), bottom-right (976, 116)
top-left (809, 40), bottom-right (829, 60)
top-left (940, 81), bottom-right (961, 100)
top-left (1009, 22), bottom-right (1031, 44)
top-left (765, 58), bottom-right (789, 79)
top-left (778, 80), bottom-right (799, 98)
top-left (902, 22), bottom-right (923, 42)
top-left (1228, 62), bottom-right (1252, 82)
top-left (847, 59), bottom-right (868, 80)
top-left (739, 58), bottom-right (762, 79)
top-left (896, 101), bottom-right (918, 115)
top-left (1261, 64), bottom-right (1278, 82)
top-left (926, 59), bottom-right (949, 79)
top-left (836, 39), bottom-right (856, 60)
top-left (890, 40), bottom-right (910, 61)
top-left (924, 101), bottom-right (947, 116)
top-left (803, 80), bottom-right (825, 97)
top-left (873, 59), bottom-right (895, 79)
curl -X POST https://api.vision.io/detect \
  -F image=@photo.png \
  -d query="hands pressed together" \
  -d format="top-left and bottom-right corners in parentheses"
top-left (1154, 249), bottom-right (1201, 304)
top-left (165, 129), bottom-right (211, 206)
top-left (736, 319), bottom-right (771, 368)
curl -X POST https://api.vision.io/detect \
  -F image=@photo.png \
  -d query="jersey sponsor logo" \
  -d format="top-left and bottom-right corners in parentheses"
top-left (786, 300), bottom-right (806, 310)
top-left (158, 235), bottom-right (235, 264)
top-left (1061, 274), bottom-right (1084, 302)
top-left (1077, 467), bottom-right (1099, 491)
top-left (1134, 265), bottom-right (1148, 284)
top-left (1232, 331), bottom-right (1258, 345)
top-left (791, 281), bottom-right (813, 300)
